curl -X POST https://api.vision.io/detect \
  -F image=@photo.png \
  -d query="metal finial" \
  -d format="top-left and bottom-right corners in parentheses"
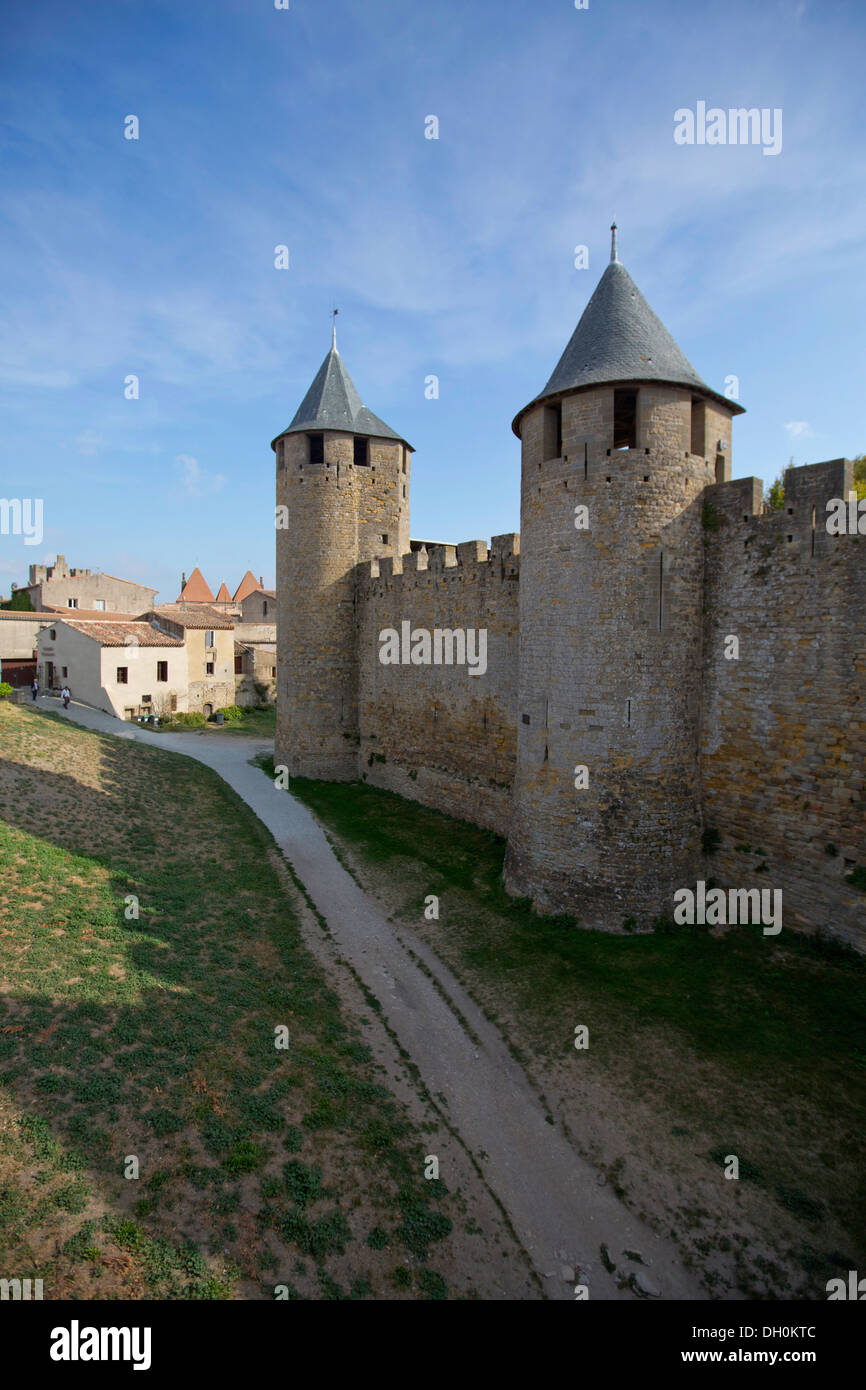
top-left (331, 308), bottom-right (338, 350)
top-left (610, 222), bottom-right (619, 263)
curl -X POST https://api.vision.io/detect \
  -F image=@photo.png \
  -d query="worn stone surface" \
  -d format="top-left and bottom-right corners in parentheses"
top-left (274, 382), bottom-right (864, 947)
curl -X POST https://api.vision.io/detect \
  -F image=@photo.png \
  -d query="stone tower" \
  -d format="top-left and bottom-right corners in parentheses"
top-left (273, 323), bottom-right (412, 779)
top-left (503, 227), bottom-right (744, 927)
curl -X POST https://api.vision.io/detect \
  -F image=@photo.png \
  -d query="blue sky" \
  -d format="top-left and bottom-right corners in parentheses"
top-left (1, 0), bottom-right (864, 603)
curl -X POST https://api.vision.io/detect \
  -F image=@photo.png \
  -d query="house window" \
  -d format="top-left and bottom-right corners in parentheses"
top-left (142, 694), bottom-right (152, 705)
top-left (381, 533), bottom-right (389, 544)
top-left (308, 433), bottom-right (324, 464)
top-left (690, 398), bottom-right (706, 456)
top-left (206, 662), bottom-right (215, 675)
top-left (235, 653), bottom-right (243, 674)
top-left (93, 599), bottom-right (106, 611)
top-left (205, 630), bottom-right (215, 647)
top-left (271, 667), bottom-right (276, 678)
top-left (66, 597), bottom-right (78, 608)
top-left (613, 389), bottom-right (637, 449)
top-left (157, 661), bottom-right (168, 682)
top-left (263, 600), bottom-right (268, 617)
top-left (50, 629), bottom-right (56, 640)
top-left (353, 436), bottom-right (369, 466)
top-left (62, 666), bottom-right (68, 678)
top-left (116, 667), bottom-right (128, 684)
top-left (542, 403), bottom-right (562, 461)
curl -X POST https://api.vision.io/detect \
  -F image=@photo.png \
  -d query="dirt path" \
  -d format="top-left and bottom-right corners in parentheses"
top-left (44, 699), bottom-right (706, 1300)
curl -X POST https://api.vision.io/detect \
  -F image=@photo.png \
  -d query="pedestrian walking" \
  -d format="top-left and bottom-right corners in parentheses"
top-left (31, 678), bottom-right (38, 701)
top-left (61, 686), bottom-right (71, 709)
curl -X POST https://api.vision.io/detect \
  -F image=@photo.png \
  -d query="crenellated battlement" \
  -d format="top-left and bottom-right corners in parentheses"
top-left (705, 459), bottom-right (855, 529)
top-left (362, 533), bottom-right (521, 586)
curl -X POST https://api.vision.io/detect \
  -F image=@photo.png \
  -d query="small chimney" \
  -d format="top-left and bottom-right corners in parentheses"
top-left (259, 576), bottom-right (263, 588)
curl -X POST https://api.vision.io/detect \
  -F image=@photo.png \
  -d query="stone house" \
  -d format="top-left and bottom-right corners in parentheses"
top-left (145, 605), bottom-right (236, 715)
top-left (36, 620), bottom-right (185, 719)
top-left (21, 555), bottom-right (157, 614)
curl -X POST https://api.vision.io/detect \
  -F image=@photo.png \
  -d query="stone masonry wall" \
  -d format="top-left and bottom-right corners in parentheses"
top-left (505, 383), bottom-right (733, 928)
top-left (356, 534), bottom-right (520, 834)
top-left (701, 460), bottom-right (866, 948)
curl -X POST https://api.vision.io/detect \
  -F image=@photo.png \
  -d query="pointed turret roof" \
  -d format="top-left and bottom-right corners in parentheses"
top-left (214, 582), bottom-right (232, 603)
top-left (176, 567), bottom-right (214, 603)
top-left (513, 226), bottom-right (744, 437)
top-left (272, 326), bottom-right (412, 451)
top-left (233, 570), bottom-right (260, 602)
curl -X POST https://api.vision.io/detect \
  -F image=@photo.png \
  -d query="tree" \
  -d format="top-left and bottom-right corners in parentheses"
top-left (0, 589), bottom-right (34, 611)
top-left (764, 459), bottom-right (793, 511)
top-left (853, 454), bottom-right (866, 502)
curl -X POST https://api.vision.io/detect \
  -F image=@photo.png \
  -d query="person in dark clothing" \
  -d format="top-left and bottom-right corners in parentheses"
top-left (31, 679), bottom-right (38, 701)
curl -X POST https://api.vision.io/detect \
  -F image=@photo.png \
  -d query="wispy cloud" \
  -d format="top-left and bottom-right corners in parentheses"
top-left (173, 454), bottom-right (226, 499)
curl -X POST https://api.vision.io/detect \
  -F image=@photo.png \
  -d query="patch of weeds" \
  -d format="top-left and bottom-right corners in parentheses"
top-left (391, 1265), bottom-right (412, 1288)
top-left (366, 1226), bottom-right (388, 1250)
top-left (396, 1186), bottom-right (453, 1260)
top-left (418, 1268), bottom-right (448, 1299)
top-left (224, 1140), bottom-right (268, 1175)
top-left (775, 1186), bottom-right (824, 1224)
top-left (282, 1159), bottom-right (323, 1209)
top-left (283, 1126), bottom-right (304, 1153)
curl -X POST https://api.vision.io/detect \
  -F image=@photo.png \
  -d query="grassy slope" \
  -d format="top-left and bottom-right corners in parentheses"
top-left (286, 774), bottom-right (866, 1297)
top-left (0, 704), bottom-right (455, 1300)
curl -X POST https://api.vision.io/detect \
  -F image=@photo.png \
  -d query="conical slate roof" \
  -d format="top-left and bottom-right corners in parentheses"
top-left (513, 232), bottom-right (743, 436)
top-left (273, 333), bottom-right (412, 451)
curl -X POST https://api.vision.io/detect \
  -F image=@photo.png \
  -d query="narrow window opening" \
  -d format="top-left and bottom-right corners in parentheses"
top-left (690, 397), bottom-right (707, 456)
top-left (811, 505), bottom-right (816, 557)
top-left (381, 533), bottom-right (388, 544)
top-left (157, 661), bottom-right (168, 682)
top-left (584, 442), bottom-right (588, 480)
top-left (308, 433), bottom-right (324, 464)
top-left (613, 389), bottom-right (637, 449)
top-left (658, 551), bottom-right (664, 630)
top-left (353, 436), bottom-right (369, 466)
top-left (626, 698), bottom-right (631, 727)
top-left (542, 403), bottom-right (562, 461)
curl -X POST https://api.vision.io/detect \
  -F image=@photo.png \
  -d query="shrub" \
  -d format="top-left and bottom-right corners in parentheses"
top-left (0, 682), bottom-right (13, 700)
top-left (214, 705), bottom-right (244, 722)
top-left (171, 712), bottom-right (206, 727)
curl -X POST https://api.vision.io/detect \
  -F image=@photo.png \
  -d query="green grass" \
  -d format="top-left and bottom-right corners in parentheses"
top-left (0, 704), bottom-right (452, 1299)
top-left (283, 774), bottom-right (866, 1284)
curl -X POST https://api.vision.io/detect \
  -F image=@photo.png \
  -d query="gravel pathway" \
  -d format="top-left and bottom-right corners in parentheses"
top-left (41, 698), bottom-right (706, 1300)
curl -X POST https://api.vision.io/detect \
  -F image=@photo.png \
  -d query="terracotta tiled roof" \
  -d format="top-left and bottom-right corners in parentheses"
top-left (177, 567), bottom-right (215, 603)
top-left (214, 583), bottom-right (232, 603)
top-left (147, 605), bottom-right (235, 630)
top-left (232, 570), bottom-right (261, 602)
top-left (42, 606), bottom-right (149, 621)
top-left (57, 620), bottom-right (183, 648)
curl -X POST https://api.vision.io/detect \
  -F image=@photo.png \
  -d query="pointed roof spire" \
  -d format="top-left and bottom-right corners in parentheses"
top-left (512, 231), bottom-right (745, 437)
top-left (176, 567), bottom-right (214, 604)
top-left (214, 582), bottom-right (231, 604)
top-left (272, 326), bottom-right (413, 451)
top-left (233, 570), bottom-right (261, 603)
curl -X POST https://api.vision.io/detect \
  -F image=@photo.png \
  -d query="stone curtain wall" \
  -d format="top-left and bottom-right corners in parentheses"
top-left (701, 460), bottom-right (866, 948)
top-left (355, 535), bottom-right (520, 834)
